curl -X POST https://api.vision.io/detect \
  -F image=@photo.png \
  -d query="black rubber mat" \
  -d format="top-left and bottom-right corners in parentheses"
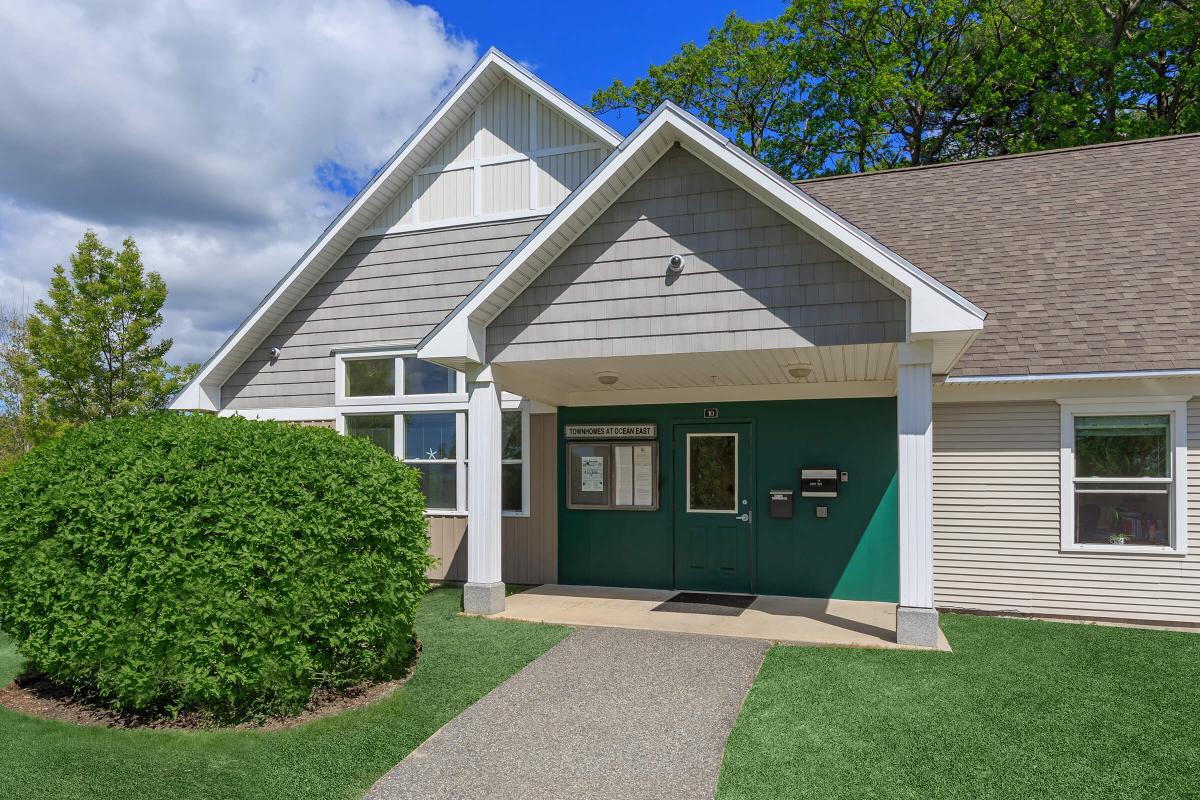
top-left (652, 592), bottom-right (757, 617)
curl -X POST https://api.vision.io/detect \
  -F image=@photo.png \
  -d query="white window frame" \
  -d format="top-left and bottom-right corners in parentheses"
top-left (685, 432), bottom-right (739, 514)
top-left (1059, 398), bottom-right (1189, 556)
top-left (335, 347), bottom-right (466, 405)
top-left (335, 347), bottom-right (530, 517)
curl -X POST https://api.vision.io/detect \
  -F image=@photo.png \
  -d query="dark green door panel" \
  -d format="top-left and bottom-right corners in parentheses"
top-left (557, 398), bottom-right (899, 601)
top-left (673, 423), bottom-right (753, 593)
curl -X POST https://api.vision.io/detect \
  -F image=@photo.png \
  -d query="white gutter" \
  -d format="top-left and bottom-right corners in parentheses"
top-left (943, 368), bottom-right (1200, 384)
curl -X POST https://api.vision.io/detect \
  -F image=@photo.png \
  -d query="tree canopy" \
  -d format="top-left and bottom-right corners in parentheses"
top-left (591, 0), bottom-right (1200, 178)
top-left (9, 231), bottom-right (197, 435)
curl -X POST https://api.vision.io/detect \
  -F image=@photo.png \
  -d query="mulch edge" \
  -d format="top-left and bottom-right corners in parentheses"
top-left (0, 641), bottom-right (421, 732)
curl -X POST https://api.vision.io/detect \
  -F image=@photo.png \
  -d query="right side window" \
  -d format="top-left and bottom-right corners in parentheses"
top-left (1072, 414), bottom-right (1172, 547)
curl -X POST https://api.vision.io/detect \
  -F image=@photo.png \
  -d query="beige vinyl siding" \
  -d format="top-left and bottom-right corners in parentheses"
top-left (932, 400), bottom-right (1200, 624)
top-left (221, 217), bottom-right (543, 410)
top-left (487, 147), bottom-right (907, 363)
top-left (426, 413), bottom-right (558, 585)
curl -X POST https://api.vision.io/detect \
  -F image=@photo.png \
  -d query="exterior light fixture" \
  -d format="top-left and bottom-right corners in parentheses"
top-left (667, 254), bottom-right (685, 273)
top-left (787, 364), bottom-right (812, 380)
top-left (596, 372), bottom-right (619, 386)
top-left (269, 347), bottom-right (282, 359)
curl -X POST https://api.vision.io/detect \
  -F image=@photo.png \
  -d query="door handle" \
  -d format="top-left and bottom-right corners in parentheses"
top-left (736, 512), bottom-right (751, 522)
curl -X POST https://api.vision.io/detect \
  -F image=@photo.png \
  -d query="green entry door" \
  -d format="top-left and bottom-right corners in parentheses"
top-left (673, 423), bottom-right (754, 593)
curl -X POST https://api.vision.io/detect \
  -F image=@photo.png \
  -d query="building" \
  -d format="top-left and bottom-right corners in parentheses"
top-left (170, 50), bottom-right (1200, 646)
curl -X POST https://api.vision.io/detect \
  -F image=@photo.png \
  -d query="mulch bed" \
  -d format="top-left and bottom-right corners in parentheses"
top-left (0, 642), bottom-right (420, 731)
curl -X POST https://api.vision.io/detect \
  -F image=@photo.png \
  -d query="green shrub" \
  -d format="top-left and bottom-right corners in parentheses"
top-left (0, 412), bottom-right (432, 721)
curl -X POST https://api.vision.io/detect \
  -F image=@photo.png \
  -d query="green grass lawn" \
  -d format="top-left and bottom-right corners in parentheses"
top-left (0, 587), bottom-right (568, 800)
top-left (717, 613), bottom-right (1200, 800)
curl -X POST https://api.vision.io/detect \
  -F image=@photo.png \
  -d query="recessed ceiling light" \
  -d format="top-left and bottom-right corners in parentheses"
top-left (787, 364), bottom-right (812, 380)
top-left (596, 372), bottom-right (619, 386)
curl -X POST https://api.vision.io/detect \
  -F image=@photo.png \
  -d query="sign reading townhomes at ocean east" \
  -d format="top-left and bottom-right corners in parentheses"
top-left (564, 424), bottom-right (658, 440)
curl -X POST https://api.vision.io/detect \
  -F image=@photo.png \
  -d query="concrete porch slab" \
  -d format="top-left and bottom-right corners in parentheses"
top-left (491, 584), bottom-right (952, 651)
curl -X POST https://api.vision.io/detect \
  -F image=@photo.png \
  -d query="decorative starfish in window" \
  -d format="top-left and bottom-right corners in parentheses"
top-left (426, 448), bottom-right (439, 460)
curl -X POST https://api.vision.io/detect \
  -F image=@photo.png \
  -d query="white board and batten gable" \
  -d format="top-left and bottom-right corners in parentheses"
top-left (170, 48), bottom-right (619, 412)
top-left (419, 103), bottom-right (986, 377)
top-left (361, 75), bottom-right (613, 235)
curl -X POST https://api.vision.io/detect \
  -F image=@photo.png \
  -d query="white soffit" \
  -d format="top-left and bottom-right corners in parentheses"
top-left (420, 102), bottom-right (986, 367)
top-left (169, 48), bottom-right (620, 411)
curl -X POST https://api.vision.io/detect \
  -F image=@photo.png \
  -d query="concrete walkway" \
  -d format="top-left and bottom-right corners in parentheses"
top-left (365, 627), bottom-right (768, 800)
top-left (494, 584), bottom-right (952, 651)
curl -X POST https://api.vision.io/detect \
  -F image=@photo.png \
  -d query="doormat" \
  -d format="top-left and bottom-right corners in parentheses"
top-left (652, 592), bottom-right (757, 617)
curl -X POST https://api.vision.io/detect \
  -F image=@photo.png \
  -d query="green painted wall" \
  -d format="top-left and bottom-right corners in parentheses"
top-left (557, 398), bottom-right (899, 602)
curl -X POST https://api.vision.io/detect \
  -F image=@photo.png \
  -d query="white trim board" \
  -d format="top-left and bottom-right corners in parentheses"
top-left (419, 102), bottom-right (985, 370)
top-left (169, 48), bottom-right (620, 413)
top-left (945, 368), bottom-right (1200, 384)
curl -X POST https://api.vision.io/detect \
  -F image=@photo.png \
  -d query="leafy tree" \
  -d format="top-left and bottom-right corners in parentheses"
top-left (592, 0), bottom-right (1200, 177)
top-left (23, 230), bottom-right (197, 424)
top-left (591, 14), bottom-right (842, 178)
top-left (0, 304), bottom-right (59, 467)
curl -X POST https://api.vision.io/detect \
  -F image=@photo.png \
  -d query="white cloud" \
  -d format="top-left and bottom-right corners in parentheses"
top-left (0, 0), bottom-right (478, 363)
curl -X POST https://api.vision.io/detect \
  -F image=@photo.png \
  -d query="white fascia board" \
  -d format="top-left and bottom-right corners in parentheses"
top-left (419, 103), bottom-right (984, 367)
top-left (172, 380), bottom-right (221, 413)
top-left (169, 48), bottom-right (617, 411)
top-left (944, 368), bottom-right (1200, 384)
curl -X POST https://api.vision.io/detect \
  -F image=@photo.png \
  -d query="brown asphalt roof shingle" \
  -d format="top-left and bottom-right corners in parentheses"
top-left (798, 134), bottom-right (1200, 377)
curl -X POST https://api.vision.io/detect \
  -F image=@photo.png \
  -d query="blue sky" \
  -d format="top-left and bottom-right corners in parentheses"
top-left (312, 0), bottom-right (788, 197)
top-left (0, 0), bottom-right (786, 364)
top-left (432, 0), bottom-right (785, 130)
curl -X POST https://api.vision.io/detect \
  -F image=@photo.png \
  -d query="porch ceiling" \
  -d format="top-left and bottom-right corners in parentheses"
top-left (491, 342), bottom-right (898, 406)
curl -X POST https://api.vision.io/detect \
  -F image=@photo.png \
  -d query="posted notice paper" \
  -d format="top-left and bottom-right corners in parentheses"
top-left (633, 445), bottom-right (653, 506)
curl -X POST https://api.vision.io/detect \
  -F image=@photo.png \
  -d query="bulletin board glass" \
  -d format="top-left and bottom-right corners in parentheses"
top-left (567, 441), bottom-right (659, 510)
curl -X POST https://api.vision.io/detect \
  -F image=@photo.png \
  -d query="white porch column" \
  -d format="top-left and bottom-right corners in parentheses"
top-left (896, 341), bottom-right (939, 647)
top-left (464, 365), bottom-right (505, 614)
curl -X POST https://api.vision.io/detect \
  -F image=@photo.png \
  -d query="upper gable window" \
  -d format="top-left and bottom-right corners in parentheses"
top-left (345, 358), bottom-right (395, 397)
top-left (404, 358), bottom-right (456, 395)
top-left (337, 351), bottom-right (463, 402)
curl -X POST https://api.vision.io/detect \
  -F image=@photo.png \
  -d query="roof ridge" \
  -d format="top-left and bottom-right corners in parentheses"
top-left (795, 132), bottom-right (1200, 185)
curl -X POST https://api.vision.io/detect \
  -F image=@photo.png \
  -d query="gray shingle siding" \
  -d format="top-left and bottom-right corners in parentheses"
top-left (486, 147), bottom-right (905, 363)
top-left (222, 217), bottom-right (543, 410)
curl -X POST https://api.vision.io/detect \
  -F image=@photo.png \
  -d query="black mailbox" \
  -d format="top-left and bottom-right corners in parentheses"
top-left (800, 468), bottom-right (838, 498)
top-left (769, 489), bottom-right (794, 518)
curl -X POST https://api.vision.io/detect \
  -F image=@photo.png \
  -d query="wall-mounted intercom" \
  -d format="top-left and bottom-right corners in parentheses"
top-left (800, 468), bottom-right (839, 498)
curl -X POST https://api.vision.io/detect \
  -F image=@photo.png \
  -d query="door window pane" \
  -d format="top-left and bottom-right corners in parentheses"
top-left (404, 413), bottom-right (457, 460)
top-left (345, 358), bottom-right (395, 397)
top-left (345, 415), bottom-right (394, 455)
top-left (404, 358), bottom-right (456, 395)
top-left (688, 434), bottom-right (736, 512)
top-left (410, 463), bottom-right (456, 510)
top-left (1075, 415), bottom-right (1169, 477)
